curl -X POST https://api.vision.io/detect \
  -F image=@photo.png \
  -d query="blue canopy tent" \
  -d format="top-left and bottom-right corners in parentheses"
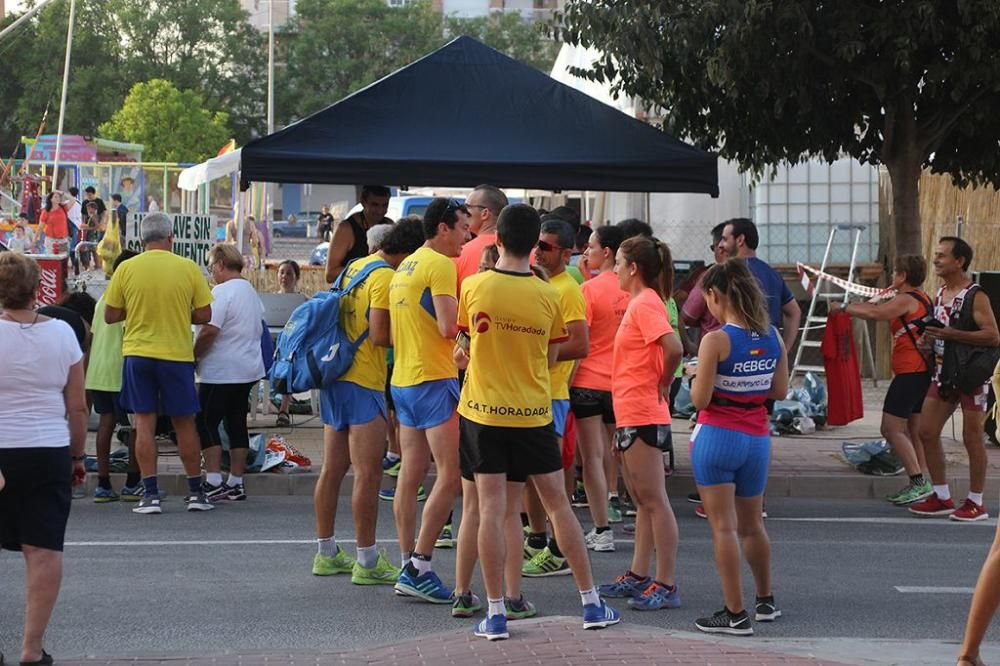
top-left (240, 36), bottom-right (718, 195)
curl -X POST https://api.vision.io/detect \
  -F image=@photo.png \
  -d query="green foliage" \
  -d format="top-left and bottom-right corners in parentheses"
top-left (98, 79), bottom-right (231, 162)
top-left (557, 1), bottom-right (1000, 254)
top-left (279, 0), bottom-right (560, 122)
top-left (0, 0), bottom-right (264, 153)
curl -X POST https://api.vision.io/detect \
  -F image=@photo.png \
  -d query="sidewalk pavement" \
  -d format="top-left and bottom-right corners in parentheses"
top-left (56, 616), bottom-right (999, 665)
top-left (81, 380), bottom-right (1000, 500)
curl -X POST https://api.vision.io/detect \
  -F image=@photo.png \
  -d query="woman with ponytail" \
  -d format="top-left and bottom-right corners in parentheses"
top-left (598, 236), bottom-right (683, 611)
top-left (689, 258), bottom-right (788, 636)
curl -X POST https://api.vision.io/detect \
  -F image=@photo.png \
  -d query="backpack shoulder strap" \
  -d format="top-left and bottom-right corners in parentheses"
top-left (341, 258), bottom-right (391, 295)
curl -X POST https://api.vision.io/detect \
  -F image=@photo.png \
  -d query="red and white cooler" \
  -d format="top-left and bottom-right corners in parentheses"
top-left (26, 253), bottom-right (69, 307)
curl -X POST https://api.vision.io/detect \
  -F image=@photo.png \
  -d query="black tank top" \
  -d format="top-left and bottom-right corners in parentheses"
top-left (343, 214), bottom-right (369, 264)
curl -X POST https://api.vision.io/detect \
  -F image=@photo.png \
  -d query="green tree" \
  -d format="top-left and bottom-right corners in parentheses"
top-left (277, 0), bottom-right (560, 124)
top-left (558, 1), bottom-right (1000, 258)
top-left (98, 79), bottom-right (231, 162)
top-left (0, 0), bottom-right (264, 152)
top-left (446, 11), bottom-right (560, 73)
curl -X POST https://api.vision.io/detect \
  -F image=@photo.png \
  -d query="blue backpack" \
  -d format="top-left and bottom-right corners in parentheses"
top-left (269, 258), bottom-right (390, 394)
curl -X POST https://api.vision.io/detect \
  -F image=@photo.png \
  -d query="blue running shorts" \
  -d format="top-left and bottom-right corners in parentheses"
top-left (390, 378), bottom-right (459, 430)
top-left (690, 424), bottom-right (770, 497)
top-left (121, 356), bottom-right (200, 416)
top-left (320, 381), bottom-right (387, 432)
top-left (551, 399), bottom-right (570, 437)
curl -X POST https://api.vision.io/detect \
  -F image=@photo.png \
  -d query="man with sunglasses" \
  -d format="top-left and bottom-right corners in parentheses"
top-left (455, 184), bottom-right (508, 289)
top-left (391, 198), bottom-right (471, 604)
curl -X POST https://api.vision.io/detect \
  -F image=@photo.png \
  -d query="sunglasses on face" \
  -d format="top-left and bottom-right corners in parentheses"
top-left (537, 240), bottom-right (568, 252)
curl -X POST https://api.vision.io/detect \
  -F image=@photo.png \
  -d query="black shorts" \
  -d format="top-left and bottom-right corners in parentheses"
top-left (615, 425), bottom-right (672, 452)
top-left (385, 364), bottom-right (395, 411)
top-left (569, 387), bottom-right (616, 424)
top-left (884, 371), bottom-right (931, 419)
top-left (0, 447), bottom-right (72, 552)
top-left (89, 389), bottom-right (130, 426)
top-left (459, 417), bottom-right (562, 483)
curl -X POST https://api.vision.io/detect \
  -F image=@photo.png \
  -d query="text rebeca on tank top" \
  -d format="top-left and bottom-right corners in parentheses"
top-left (715, 357), bottom-right (778, 392)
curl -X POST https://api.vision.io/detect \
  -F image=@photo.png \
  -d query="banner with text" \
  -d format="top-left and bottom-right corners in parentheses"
top-left (125, 213), bottom-right (216, 270)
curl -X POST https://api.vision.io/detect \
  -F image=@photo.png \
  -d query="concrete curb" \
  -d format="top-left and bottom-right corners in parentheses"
top-left (80, 470), bottom-right (1000, 500)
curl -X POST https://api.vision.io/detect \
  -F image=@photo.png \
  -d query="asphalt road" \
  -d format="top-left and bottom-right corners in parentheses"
top-left (2, 496), bottom-right (998, 659)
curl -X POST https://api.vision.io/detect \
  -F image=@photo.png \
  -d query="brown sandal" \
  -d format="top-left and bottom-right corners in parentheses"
top-left (276, 411), bottom-right (291, 427)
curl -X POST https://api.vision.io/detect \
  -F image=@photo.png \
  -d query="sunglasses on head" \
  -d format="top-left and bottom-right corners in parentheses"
top-left (537, 240), bottom-right (568, 252)
top-left (444, 199), bottom-right (469, 215)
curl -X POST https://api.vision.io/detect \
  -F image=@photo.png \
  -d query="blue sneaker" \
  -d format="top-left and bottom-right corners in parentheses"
top-left (473, 614), bottom-right (509, 641)
top-left (93, 486), bottom-right (120, 503)
top-left (598, 572), bottom-right (650, 598)
top-left (628, 581), bottom-right (681, 610)
top-left (582, 599), bottom-right (621, 629)
top-left (379, 485), bottom-right (426, 502)
top-left (394, 564), bottom-right (454, 604)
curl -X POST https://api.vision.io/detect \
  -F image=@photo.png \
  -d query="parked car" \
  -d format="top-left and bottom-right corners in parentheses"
top-left (309, 242), bottom-right (329, 266)
top-left (271, 218), bottom-right (309, 238)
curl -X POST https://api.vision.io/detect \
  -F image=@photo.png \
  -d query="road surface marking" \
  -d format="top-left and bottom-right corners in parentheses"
top-left (895, 586), bottom-right (975, 594)
top-left (771, 517), bottom-right (996, 526)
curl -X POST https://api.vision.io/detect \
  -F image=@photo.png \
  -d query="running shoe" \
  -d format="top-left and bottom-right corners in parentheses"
top-left (622, 495), bottom-right (637, 517)
top-left (687, 491), bottom-right (702, 504)
top-left (571, 482), bottom-right (588, 507)
top-left (695, 607), bottom-right (753, 635)
top-left (379, 485), bottom-right (426, 502)
top-left (585, 527), bottom-right (615, 552)
top-left (522, 547), bottom-right (571, 577)
top-left (504, 595), bottom-right (537, 620)
top-left (225, 483), bottom-right (247, 501)
top-left (695, 504), bottom-right (707, 519)
top-left (93, 486), bottom-right (119, 503)
top-left (582, 599), bottom-right (621, 629)
top-left (473, 614), bottom-right (509, 641)
top-left (754, 596), bottom-right (781, 621)
top-left (452, 591), bottom-right (483, 618)
top-left (950, 498), bottom-right (990, 522)
top-left (394, 564), bottom-right (454, 604)
top-left (908, 493), bottom-right (956, 517)
top-left (120, 484), bottom-right (144, 502)
top-left (435, 523), bottom-right (455, 549)
top-left (185, 493), bottom-right (215, 512)
top-left (351, 551), bottom-right (400, 585)
top-left (132, 496), bottom-right (161, 515)
top-left (312, 547), bottom-right (355, 576)
top-left (382, 455), bottom-right (401, 477)
top-left (523, 538), bottom-right (545, 562)
top-left (607, 497), bottom-right (624, 523)
top-left (888, 480), bottom-right (933, 505)
top-left (629, 581), bottom-right (681, 611)
top-left (598, 572), bottom-right (650, 599)
top-left (204, 482), bottom-right (231, 503)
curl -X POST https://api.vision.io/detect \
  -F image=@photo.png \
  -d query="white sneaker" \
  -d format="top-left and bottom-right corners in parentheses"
top-left (584, 527), bottom-right (615, 552)
top-left (185, 493), bottom-right (215, 512)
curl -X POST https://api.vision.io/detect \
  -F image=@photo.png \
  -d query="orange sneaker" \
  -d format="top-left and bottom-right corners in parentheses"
top-left (950, 498), bottom-right (989, 522)
top-left (908, 493), bottom-right (956, 517)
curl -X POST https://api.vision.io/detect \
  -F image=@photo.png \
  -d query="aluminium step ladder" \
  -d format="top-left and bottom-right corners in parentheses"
top-left (790, 224), bottom-right (877, 385)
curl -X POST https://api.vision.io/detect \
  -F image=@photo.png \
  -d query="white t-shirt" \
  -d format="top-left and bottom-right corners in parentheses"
top-left (67, 198), bottom-right (82, 229)
top-left (0, 318), bottom-right (82, 448)
top-left (196, 278), bottom-right (266, 384)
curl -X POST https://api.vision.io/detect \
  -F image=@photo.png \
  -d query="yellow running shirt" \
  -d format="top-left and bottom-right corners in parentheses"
top-left (338, 254), bottom-right (394, 391)
top-left (103, 249), bottom-right (213, 362)
top-left (458, 269), bottom-right (568, 428)
top-left (389, 246), bottom-right (459, 387)
top-left (548, 270), bottom-right (587, 401)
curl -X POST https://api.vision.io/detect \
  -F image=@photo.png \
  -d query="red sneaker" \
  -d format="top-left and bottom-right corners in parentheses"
top-left (695, 504), bottom-right (707, 519)
top-left (950, 498), bottom-right (989, 522)
top-left (908, 493), bottom-right (956, 517)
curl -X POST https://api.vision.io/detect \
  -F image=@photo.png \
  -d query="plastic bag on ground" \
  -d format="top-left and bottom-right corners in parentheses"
top-left (841, 440), bottom-right (904, 476)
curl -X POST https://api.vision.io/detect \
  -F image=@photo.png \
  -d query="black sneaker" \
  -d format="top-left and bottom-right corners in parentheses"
top-left (754, 596), bottom-right (781, 621)
top-left (695, 607), bottom-right (753, 636)
top-left (185, 493), bottom-right (215, 512)
top-left (687, 492), bottom-right (702, 504)
top-left (204, 482), bottom-right (230, 502)
top-left (225, 483), bottom-right (247, 501)
top-left (132, 496), bottom-right (162, 515)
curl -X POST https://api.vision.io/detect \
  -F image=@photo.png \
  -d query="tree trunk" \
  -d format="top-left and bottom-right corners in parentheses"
top-left (882, 152), bottom-right (923, 259)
